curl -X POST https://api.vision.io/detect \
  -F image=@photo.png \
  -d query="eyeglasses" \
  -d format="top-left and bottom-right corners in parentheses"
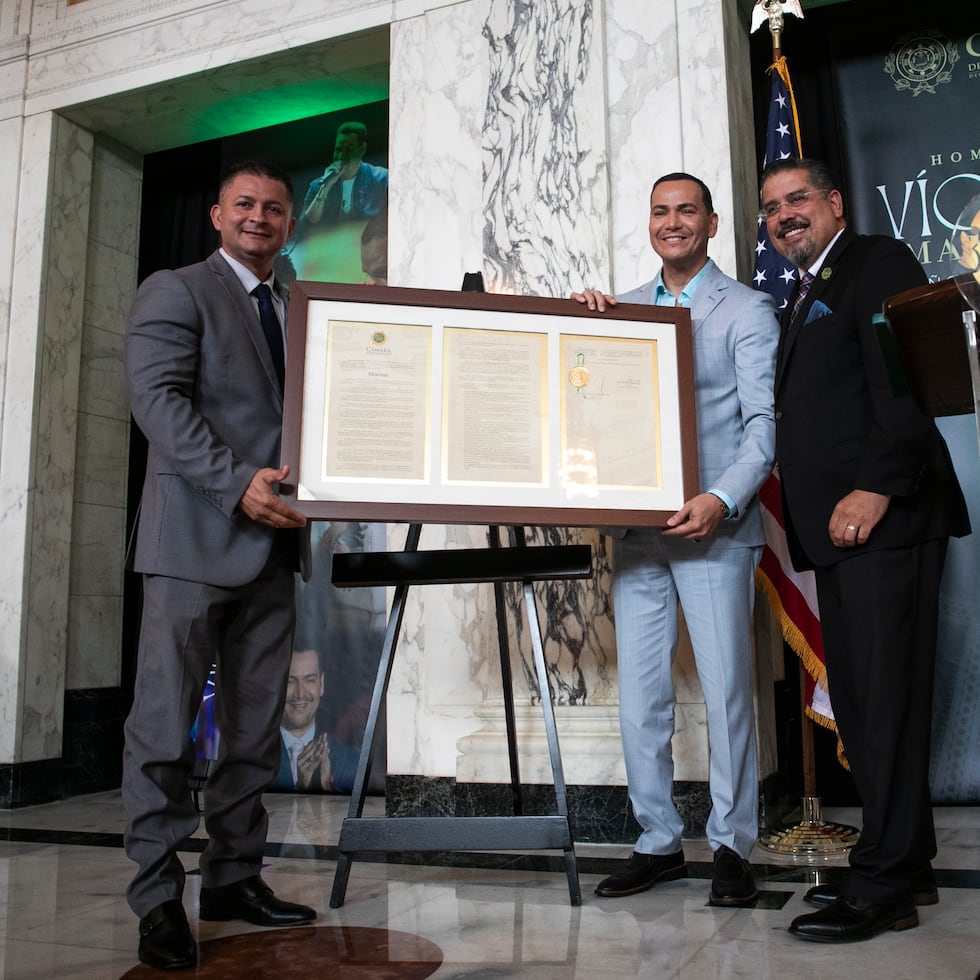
top-left (759, 189), bottom-right (828, 221)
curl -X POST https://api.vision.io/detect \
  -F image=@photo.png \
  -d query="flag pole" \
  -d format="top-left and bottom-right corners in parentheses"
top-left (759, 657), bottom-right (859, 857)
top-left (749, 0), bottom-right (858, 859)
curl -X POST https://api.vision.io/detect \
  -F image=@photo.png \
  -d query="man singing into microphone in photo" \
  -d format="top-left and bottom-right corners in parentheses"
top-left (299, 120), bottom-right (388, 225)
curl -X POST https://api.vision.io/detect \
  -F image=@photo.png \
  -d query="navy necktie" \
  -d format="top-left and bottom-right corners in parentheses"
top-left (252, 283), bottom-right (285, 388)
top-left (791, 271), bottom-right (814, 323)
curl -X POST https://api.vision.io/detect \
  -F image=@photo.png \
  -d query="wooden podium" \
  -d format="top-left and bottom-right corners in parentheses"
top-left (880, 276), bottom-right (980, 434)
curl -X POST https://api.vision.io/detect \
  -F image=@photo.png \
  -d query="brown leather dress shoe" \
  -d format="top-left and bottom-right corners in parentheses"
top-left (594, 850), bottom-right (688, 897)
top-left (199, 875), bottom-right (317, 926)
top-left (789, 895), bottom-right (918, 943)
top-left (138, 898), bottom-right (197, 970)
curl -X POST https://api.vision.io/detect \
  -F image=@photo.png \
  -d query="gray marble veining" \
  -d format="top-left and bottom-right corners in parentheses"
top-left (481, 0), bottom-right (610, 298)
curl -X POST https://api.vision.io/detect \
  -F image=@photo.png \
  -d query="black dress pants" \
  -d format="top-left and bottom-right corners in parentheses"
top-left (813, 538), bottom-right (947, 902)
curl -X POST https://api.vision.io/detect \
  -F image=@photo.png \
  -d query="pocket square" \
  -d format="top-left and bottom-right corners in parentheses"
top-left (804, 300), bottom-right (832, 324)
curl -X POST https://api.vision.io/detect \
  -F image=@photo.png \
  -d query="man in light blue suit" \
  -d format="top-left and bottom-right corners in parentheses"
top-left (573, 173), bottom-right (777, 906)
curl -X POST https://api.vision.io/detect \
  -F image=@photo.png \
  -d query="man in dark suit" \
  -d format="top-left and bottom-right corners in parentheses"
top-left (273, 648), bottom-right (333, 792)
top-left (123, 161), bottom-right (315, 970)
top-left (271, 646), bottom-right (361, 795)
top-left (761, 158), bottom-right (970, 943)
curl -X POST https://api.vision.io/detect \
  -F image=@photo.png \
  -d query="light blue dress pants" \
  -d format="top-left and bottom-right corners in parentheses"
top-left (612, 529), bottom-right (761, 858)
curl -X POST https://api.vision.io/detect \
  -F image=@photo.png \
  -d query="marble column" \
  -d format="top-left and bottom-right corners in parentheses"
top-left (387, 0), bottom-right (618, 788)
top-left (59, 139), bottom-right (142, 796)
top-left (385, 0), bottom-right (776, 840)
top-left (0, 112), bottom-right (93, 788)
top-left (67, 139), bottom-right (141, 695)
top-left (481, 0), bottom-right (610, 296)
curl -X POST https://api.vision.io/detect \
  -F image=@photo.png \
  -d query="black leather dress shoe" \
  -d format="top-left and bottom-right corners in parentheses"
top-left (789, 895), bottom-right (918, 943)
top-left (710, 845), bottom-right (758, 906)
top-left (594, 850), bottom-right (687, 897)
top-left (138, 899), bottom-right (197, 970)
top-left (803, 882), bottom-right (847, 908)
top-left (803, 872), bottom-right (939, 909)
top-left (199, 875), bottom-right (317, 927)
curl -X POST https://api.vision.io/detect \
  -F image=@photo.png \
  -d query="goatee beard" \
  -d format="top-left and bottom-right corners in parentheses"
top-left (784, 238), bottom-right (816, 269)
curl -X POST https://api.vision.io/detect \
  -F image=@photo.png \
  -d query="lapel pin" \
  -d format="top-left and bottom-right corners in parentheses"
top-left (821, 267), bottom-right (833, 280)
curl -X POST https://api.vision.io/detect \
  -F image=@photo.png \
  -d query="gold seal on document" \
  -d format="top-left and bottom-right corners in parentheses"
top-left (371, 330), bottom-right (387, 345)
top-left (569, 352), bottom-right (590, 390)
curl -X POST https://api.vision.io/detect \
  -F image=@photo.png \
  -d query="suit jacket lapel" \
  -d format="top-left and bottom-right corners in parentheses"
top-left (690, 265), bottom-right (725, 332)
top-left (775, 229), bottom-right (856, 393)
top-left (208, 251), bottom-right (285, 402)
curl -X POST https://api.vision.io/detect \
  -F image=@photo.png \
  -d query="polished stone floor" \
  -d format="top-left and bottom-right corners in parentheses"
top-left (0, 792), bottom-right (978, 978)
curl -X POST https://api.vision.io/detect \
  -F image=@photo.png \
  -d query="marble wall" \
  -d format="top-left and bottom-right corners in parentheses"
top-left (385, 0), bottom-right (776, 808)
top-left (0, 114), bottom-right (26, 765)
top-left (481, 0), bottom-right (610, 296)
top-left (0, 0), bottom-right (775, 823)
top-left (67, 137), bottom-right (141, 693)
top-left (0, 0), bottom-right (435, 779)
top-left (1, 111), bottom-right (93, 766)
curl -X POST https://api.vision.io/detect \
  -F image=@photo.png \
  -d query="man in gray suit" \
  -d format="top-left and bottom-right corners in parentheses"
top-left (124, 160), bottom-right (315, 970)
top-left (573, 173), bottom-right (777, 906)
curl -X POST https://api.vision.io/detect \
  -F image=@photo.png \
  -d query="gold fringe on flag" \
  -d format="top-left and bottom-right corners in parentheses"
top-left (755, 567), bottom-right (849, 769)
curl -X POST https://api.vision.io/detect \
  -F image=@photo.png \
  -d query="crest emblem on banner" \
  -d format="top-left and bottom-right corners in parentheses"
top-left (884, 29), bottom-right (959, 96)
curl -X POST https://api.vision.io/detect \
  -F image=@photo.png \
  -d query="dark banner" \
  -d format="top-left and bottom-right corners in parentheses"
top-left (830, 2), bottom-right (980, 802)
top-left (830, 5), bottom-right (979, 277)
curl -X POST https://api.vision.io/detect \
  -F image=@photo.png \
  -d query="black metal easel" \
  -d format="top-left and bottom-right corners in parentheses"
top-left (327, 524), bottom-right (590, 908)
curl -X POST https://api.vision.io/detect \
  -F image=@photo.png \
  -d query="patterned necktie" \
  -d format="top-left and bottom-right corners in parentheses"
top-left (252, 283), bottom-right (285, 388)
top-left (289, 741), bottom-right (301, 783)
top-left (791, 271), bottom-right (814, 322)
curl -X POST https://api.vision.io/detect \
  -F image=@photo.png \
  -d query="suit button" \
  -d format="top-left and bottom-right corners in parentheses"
top-left (774, 410), bottom-right (783, 420)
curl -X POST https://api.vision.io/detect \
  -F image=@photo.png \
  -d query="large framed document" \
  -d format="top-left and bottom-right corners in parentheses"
top-left (281, 283), bottom-right (698, 527)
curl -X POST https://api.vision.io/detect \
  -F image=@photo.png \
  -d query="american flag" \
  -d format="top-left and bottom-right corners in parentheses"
top-left (753, 58), bottom-right (802, 311)
top-left (752, 57), bottom-right (837, 736)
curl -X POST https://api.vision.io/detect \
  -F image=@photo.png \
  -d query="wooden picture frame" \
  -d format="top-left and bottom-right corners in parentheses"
top-left (280, 283), bottom-right (697, 527)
